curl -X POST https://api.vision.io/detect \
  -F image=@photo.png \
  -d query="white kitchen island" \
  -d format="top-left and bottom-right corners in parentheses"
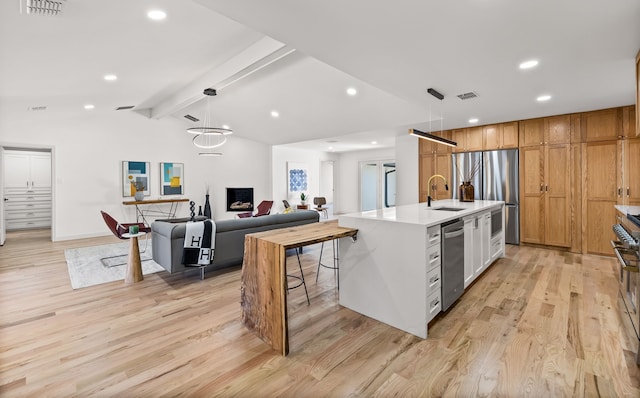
top-left (338, 199), bottom-right (505, 339)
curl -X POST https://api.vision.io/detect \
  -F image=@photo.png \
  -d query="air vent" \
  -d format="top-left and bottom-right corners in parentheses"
top-left (22, 0), bottom-right (65, 16)
top-left (184, 114), bottom-right (199, 122)
top-left (116, 105), bottom-right (135, 111)
top-left (28, 106), bottom-right (47, 111)
top-left (457, 91), bottom-right (479, 100)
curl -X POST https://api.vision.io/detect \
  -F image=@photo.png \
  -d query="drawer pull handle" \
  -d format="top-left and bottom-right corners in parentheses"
top-left (431, 299), bottom-right (440, 308)
top-left (429, 276), bottom-right (439, 284)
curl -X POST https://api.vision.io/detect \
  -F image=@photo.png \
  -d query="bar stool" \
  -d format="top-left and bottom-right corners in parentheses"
top-left (316, 239), bottom-right (339, 289)
top-left (287, 249), bottom-right (310, 305)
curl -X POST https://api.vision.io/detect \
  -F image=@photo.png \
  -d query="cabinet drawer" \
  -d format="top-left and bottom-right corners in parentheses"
top-left (426, 243), bottom-right (441, 271)
top-left (427, 225), bottom-right (441, 246)
top-left (427, 266), bottom-right (442, 294)
top-left (490, 235), bottom-right (503, 259)
top-left (6, 218), bottom-right (51, 230)
top-left (5, 201), bottom-right (51, 211)
top-left (427, 289), bottom-right (442, 323)
top-left (5, 187), bottom-right (51, 196)
top-left (6, 209), bottom-right (51, 220)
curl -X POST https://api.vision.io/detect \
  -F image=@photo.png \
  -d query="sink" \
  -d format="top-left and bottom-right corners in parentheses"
top-left (429, 207), bottom-right (466, 212)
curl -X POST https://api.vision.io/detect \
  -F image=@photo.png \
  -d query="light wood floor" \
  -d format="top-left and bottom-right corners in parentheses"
top-left (1, 229), bottom-right (639, 397)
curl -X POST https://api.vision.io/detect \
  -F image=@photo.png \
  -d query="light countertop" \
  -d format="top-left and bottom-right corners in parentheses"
top-left (338, 199), bottom-right (504, 228)
top-left (615, 205), bottom-right (640, 215)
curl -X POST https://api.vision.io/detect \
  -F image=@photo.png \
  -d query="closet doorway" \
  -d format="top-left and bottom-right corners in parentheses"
top-left (359, 160), bottom-right (396, 212)
top-left (1, 146), bottom-right (53, 245)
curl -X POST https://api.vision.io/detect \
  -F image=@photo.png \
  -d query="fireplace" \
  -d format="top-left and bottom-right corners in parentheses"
top-left (226, 188), bottom-right (254, 212)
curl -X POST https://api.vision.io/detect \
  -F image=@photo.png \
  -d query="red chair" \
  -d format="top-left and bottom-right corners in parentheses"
top-left (100, 211), bottom-right (151, 266)
top-left (237, 200), bottom-right (274, 218)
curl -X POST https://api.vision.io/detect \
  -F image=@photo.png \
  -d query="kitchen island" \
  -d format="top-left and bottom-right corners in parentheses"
top-left (338, 199), bottom-right (505, 338)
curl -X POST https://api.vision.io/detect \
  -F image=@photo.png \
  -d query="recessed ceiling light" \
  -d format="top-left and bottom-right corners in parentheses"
top-left (346, 87), bottom-right (357, 96)
top-left (270, 111), bottom-right (279, 118)
top-left (147, 10), bottom-right (167, 20)
top-left (519, 60), bottom-right (539, 69)
top-left (328, 146), bottom-right (334, 150)
top-left (468, 118), bottom-right (479, 123)
top-left (537, 94), bottom-right (552, 102)
top-left (222, 124), bottom-right (230, 130)
top-left (104, 74), bottom-right (117, 81)
top-left (371, 141), bottom-right (377, 145)
top-left (84, 104), bottom-right (95, 110)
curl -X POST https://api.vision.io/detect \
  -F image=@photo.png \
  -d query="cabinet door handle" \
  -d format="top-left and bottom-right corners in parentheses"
top-left (545, 185), bottom-right (548, 192)
top-left (627, 187), bottom-right (630, 197)
top-left (540, 184), bottom-right (544, 193)
top-left (617, 187), bottom-right (622, 197)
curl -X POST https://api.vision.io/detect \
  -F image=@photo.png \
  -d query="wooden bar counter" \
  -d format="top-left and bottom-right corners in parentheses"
top-left (240, 220), bottom-right (357, 355)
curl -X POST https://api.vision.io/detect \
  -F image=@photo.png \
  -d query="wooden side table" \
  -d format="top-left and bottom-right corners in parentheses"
top-left (122, 232), bottom-right (146, 284)
top-left (296, 205), bottom-right (309, 210)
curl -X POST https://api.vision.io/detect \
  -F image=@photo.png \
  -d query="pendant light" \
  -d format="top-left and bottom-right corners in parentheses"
top-left (409, 88), bottom-right (457, 147)
top-left (187, 88), bottom-right (233, 154)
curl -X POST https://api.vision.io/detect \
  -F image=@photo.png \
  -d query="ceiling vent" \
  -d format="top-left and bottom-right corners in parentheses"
top-left (22, 0), bottom-right (66, 16)
top-left (115, 105), bottom-right (135, 111)
top-left (184, 114), bottom-right (199, 122)
top-left (457, 91), bottom-right (479, 100)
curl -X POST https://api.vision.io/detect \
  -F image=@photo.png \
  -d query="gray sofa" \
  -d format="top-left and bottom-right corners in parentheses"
top-left (151, 211), bottom-right (320, 277)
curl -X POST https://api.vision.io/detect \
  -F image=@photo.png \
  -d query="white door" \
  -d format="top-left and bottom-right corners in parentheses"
top-left (30, 153), bottom-right (52, 188)
top-left (0, 147), bottom-right (5, 245)
top-left (4, 151), bottom-right (30, 189)
top-left (320, 160), bottom-right (334, 204)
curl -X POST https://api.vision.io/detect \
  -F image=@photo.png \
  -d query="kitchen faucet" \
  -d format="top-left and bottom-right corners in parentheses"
top-left (427, 174), bottom-right (448, 207)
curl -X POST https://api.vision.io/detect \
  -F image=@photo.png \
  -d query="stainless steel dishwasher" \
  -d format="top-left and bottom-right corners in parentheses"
top-left (441, 218), bottom-right (465, 311)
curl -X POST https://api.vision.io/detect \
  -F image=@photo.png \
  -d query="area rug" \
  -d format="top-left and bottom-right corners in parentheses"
top-left (64, 239), bottom-right (165, 289)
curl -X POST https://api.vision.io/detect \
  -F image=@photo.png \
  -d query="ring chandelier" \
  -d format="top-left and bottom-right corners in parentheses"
top-left (187, 88), bottom-right (233, 154)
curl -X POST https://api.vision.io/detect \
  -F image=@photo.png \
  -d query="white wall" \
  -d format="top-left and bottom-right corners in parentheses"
top-left (0, 103), bottom-right (271, 241)
top-left (334, 147), bottom-right (395, 214)
top-left (271, 146), bottom-right (338, 214)
top-left (395, 134), bottom-right (419, 206)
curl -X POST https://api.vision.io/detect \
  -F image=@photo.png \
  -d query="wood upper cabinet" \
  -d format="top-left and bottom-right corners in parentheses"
top-left (482, 122), bottom-right (519, 150)
top-left (636, 49), bottom-right (639, 137)
top-left (519, 118), bottom-right (545, 147)
top-left (418, 131), bottom-right (453, 155)
top-left (583, 108), bottom-right (623, 142)
top-left (545, 115), bottom-right (571, 144)
top-left (453, 127), bottom-right (483, 152)
top-left (623, 105), bottom-right (636, 138)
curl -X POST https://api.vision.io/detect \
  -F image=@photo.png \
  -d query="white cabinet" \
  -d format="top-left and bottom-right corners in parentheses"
top-left (4, 151), bottom-right (51, 189)
top-left (3, 150), bottom-right (51, 230)
top-left (481, 212), bottom-right (491, 270)
top-left (463, 217), bottom-right (477, 288)
top-left (425, 225), bottom-right (442, 323)
top-left (464, 210), bottom-right (495, 288)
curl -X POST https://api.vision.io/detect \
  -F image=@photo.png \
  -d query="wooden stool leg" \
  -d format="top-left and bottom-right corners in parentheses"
top-left (125, 237), bottom-right (144, 284)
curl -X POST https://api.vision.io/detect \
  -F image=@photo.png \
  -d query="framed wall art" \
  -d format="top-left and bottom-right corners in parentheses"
top-left (287, 161), bottom-right (308, 200)
top-left (160, 162), bottom-right (184, 195)
top-left (122, 161), bottom-right (150, 197)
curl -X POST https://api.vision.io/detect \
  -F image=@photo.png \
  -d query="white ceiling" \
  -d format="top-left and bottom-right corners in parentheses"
top-left (1, 0), bottom-right (639, 152)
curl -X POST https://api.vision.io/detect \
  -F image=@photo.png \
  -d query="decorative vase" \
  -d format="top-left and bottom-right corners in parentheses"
top-left (460, 182), bottom-right (475, 202)
top-left (300, 200), bottom-right (306, 206)
top-left (198, 206), bottom-right (203, 216)
top-left (203, 194), bottom-right (212, 219)
top-left (134, 191), bottom-right (144, 201)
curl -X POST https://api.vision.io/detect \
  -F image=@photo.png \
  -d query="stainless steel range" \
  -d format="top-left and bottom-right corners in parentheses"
top-left (611, 219), bottom-right (640, 365)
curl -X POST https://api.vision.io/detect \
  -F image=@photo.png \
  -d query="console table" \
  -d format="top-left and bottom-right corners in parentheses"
top-left (240, 221), bottom-right (358, 356)
top-left (122, 198), bottom-right (189, 226)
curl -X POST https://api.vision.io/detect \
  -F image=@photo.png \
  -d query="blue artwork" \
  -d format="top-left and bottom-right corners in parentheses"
top-left (289, 168), bottom-right (308, 192)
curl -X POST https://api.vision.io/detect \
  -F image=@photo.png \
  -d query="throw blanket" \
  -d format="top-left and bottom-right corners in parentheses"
top-left (182, 220), bottom-right (216, 266)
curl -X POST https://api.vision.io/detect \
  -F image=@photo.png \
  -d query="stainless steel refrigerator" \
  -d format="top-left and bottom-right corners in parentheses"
top-left (452, 149), bottom-right (519, 244)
